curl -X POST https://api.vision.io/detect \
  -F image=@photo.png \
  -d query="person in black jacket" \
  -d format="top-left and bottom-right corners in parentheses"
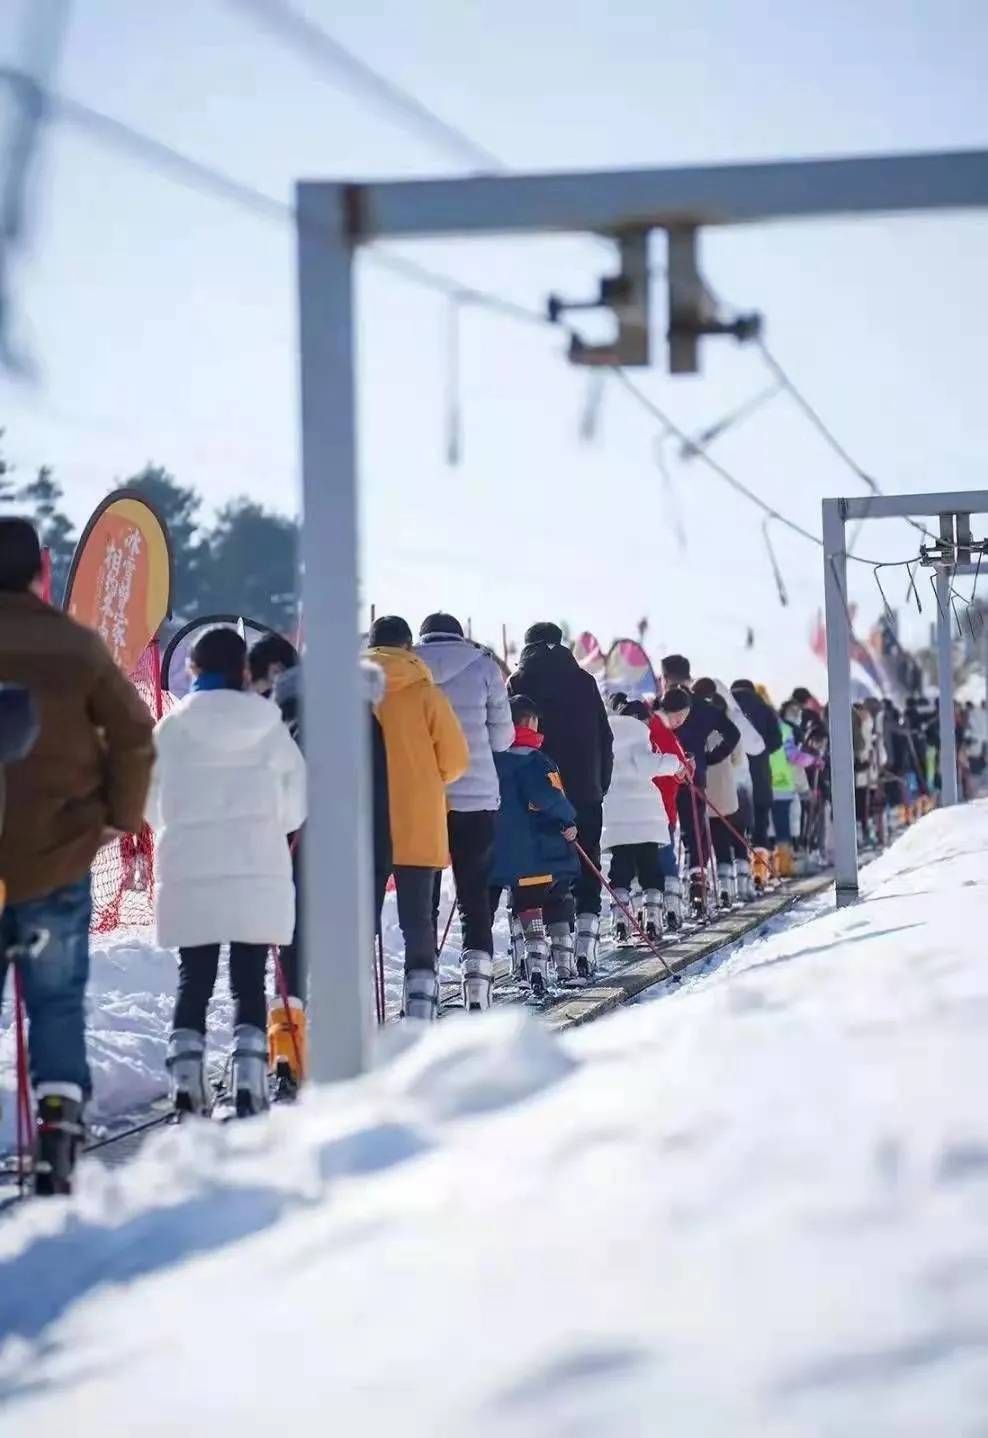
top-left (509, 622), bottom-right (613, 974)
top-left (731, 678), bottom-right (783, 849)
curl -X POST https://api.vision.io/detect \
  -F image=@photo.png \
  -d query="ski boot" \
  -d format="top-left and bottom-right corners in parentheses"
top-left (268, 996), bottom-right (307, 1102)
top-left (610, 888), bottom-right (632, 945)
top-left (548, 922), bottom-right (576, 984)
top-left (519, 911), bottom-right (552, 999)
top-left (462, 949), bottom-right (494, 1012)
top-left (752, 847), bottom-right (772, 892)
top-left (688, 869), bottom-right (708, 920)
top-left (642, 889), bottom-right (663, 942)
top-left (716, 861), bottom-right (736, 909)
top-left (167, 1028), bottom-right (208, 1117)
top-left (403, 967), bottom-right (439, 1021)
top-left (34, 1083), bottom-right (85, 1197)
top-left (575, 913), bottom-right (600, 980)
top-left (663, 876), bottom-right (683, 933)
top-left (735, 857), bottom-right (754, 902)
top-left (233, 1024), bottom-right (270, 1118)
top-left (509, 913), bottom-right (528, 984)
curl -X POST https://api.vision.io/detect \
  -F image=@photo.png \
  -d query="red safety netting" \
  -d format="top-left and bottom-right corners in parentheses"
top-left (90, 638), bottom-right (172, 934)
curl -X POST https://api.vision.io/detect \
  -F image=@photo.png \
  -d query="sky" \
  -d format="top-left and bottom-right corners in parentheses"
top-left (2, 0), bottom-right (988, 697)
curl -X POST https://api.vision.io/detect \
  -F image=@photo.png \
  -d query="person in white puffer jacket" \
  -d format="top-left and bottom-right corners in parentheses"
top-left (602, 700), bottom-right (684, 941)
top-left (147, 625), bottom-right (306, 1119)
top-left (414, 612), bottom-right (513, 1001)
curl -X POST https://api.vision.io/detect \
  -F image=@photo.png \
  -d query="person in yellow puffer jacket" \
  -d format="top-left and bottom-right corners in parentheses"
top-left (366, 615), bottom-right (469, 1020)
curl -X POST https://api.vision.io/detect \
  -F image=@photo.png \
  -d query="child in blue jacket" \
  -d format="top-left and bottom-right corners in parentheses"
top-left (490, 695), bottom-right (580, 997)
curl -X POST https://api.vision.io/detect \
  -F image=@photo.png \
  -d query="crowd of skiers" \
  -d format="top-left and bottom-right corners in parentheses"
top-left (0, 511), bottom-right (981, 1196)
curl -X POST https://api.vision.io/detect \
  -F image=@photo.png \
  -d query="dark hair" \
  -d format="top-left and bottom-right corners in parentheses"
top-left (419, 611), bottom-right (464, 638)
top-left (369, 614), bottom-right (413, 648)
top-left (621, 699), bottom-right (651, 722)
top-left (731, 679), bottom-right (754, 692)
top-left (609, 690), bottom-right (628, 713)
top-left (791, 687), bottom-right (813, 705)
top-left (190, 626), bottom-right (247, 690)
top-left (248, 632), bottom-right (299, 683)
top-left (661, 653), bottom-right (691, 682)
top-left (523, 621), bottom-right (563, 646)
top-left (658, 685), bottom-right (692, 714)
top-left (510, 693), bottom-right (540, 726)
top-left (692, 677), bottom-right (717, 701)
top-left (0, 517), bottom-right (43, 594)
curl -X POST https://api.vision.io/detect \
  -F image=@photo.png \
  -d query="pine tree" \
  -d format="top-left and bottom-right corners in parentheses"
top-left (17, 466), bottom-right (76, 601)
top-left (123, 464), bottom-right (209, 617)
top-left (202, 497), bottom-right (299, 632)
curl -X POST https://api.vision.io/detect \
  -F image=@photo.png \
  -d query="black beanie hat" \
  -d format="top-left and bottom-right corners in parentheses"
top-left (524, 621), bottom-right (563, 646)
top-left (419, 612), bottom-right (464, 638)
top-left (369, 615), bottom-right (413, 648)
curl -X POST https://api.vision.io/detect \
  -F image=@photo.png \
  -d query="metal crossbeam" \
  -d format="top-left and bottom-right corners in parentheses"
top-left (349, 149), bottom-right (988, 240)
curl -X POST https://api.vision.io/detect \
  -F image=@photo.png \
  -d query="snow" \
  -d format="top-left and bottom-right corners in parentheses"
top-left (2, 803), bottom-right (988, 1433)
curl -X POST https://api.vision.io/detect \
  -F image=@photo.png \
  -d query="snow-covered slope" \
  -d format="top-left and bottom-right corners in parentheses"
top-left (2, 803), bottom-right (988, 1435)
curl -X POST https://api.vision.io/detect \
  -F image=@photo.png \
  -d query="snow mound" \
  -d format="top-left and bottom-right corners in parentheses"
top-left (2, 803), bottom-right (988, 1435)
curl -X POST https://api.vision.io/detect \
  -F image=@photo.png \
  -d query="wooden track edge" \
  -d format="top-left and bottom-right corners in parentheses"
top-left (544, 872), bottom-right (835, 1033)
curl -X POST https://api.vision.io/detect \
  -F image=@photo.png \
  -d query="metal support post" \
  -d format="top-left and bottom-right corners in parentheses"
top-left (296, 183), bottom-right (372, 1081)
top-left (822, 499), bottom-right (859, 904)
top-left (936, 565), bottom-right (959, 805)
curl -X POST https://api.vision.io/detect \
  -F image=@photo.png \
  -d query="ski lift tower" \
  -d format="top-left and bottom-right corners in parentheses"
top-left (823, 493), bottom-right (988, 908)
top-left (296, 149), bottom-right (988, 1081)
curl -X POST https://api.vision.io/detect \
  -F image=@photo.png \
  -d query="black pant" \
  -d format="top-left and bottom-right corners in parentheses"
top-left (609, 843), bottom-right (663, 891)
top-left (676, 786), bottom-right (710, 869)
top-left (490, 881), bottom-right (574, 928)
top-left (572, 802), bottom-right (603, 916)
top-left (710, 812), bottom-right (748, 864)
top-left (277, 840), bottom-right (304, 1001)
top-left (375, 866), bottom-right (436, 974)
top-left (431, 810), bottom-right (496, 955)
top-left (175, 943), bottom-right (268, 1034)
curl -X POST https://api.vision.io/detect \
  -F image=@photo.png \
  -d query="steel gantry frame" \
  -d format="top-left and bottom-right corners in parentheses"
top-left (296, 148), bottom-right (988, 1081)
top-left (823, 493), bottom-right (988, 907)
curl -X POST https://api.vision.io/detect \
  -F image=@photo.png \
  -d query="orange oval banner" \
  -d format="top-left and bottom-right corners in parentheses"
top-left (64, 491), bottom-right (173, 674)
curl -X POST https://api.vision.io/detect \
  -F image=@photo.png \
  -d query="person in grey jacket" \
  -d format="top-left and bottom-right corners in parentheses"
top-left (415, 612), bottom-right (514, 1007)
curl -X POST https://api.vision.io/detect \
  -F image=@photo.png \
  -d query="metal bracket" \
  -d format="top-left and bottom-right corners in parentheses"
top-left (548, 231), bottom-right (651, 366)
top-left (667, 226), bottom-right (762, 374)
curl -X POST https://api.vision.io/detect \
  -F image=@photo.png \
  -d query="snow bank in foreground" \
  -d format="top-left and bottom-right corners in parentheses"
top-left (2, 803), bottom-right (988, 1435)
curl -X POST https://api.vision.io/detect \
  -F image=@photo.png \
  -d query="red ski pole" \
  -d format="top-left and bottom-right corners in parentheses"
top-left (687, 780), bottom-right (755, 861)
top-left (13, 967), bottom-right (32, 1194)
top-left (572, 841), bottom-right (679, 983)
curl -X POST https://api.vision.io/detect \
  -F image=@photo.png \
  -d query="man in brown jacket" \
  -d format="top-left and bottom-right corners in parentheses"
top-left (0, 518), bottom-right (154, 1194)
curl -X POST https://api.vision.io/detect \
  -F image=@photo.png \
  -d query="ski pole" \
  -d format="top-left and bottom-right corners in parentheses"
top-left (270, 946), bottom-right (305, 1082)
top-left (572, 840), bottom-right (679, 983)
top-left (686, 779), bottom-right (755, 861)
top-left (686, 773), bottom-right (710, 908)
top-left (13, 967), bottom-right (31, 1194)
top-left (436, 891), bottom-right (457, 960)
top-left (374, 928), bottom-right (386, 1025)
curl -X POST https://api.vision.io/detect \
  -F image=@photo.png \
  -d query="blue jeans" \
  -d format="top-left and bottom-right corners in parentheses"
top-left (0, 876), bottom-right (92, 1096)
top-left (771, 798), bottom-right (793, 844)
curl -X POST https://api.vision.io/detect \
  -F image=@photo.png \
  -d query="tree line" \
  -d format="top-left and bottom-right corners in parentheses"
top-left (0, 438), bottom-right (299, 633)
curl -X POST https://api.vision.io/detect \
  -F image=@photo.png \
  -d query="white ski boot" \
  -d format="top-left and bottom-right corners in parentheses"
top-left (166, 1028), bottom-right (208, 1117)
top-left (642, 888), bottom-right (664, 942)
top-left (519, 912), bottom-right (552, 999)
top-left (403, 968), bottom-right (439, 1021)
top-left (735, 857), bottom-right (754, 902)
top-left (575, 913), bottom-right (600, 980)
top-left (233, 1024), bottom-right (270, 1118)
top-left (509, 913), bottom-right (528, 984)
top-left (610, 888), bottom-right (632, 945)
top-left (462, 949), bottom-right (494, 1012)
top-left (717, 860), bottom-right (736, 909)
top-left (548, 921), bottom-right (576, 983)
top-left (663, 876), bottom-right (684, 933)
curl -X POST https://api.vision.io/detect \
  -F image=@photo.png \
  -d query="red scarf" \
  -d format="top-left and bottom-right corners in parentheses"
top-left (513, 724), bottom-right (544, 750)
